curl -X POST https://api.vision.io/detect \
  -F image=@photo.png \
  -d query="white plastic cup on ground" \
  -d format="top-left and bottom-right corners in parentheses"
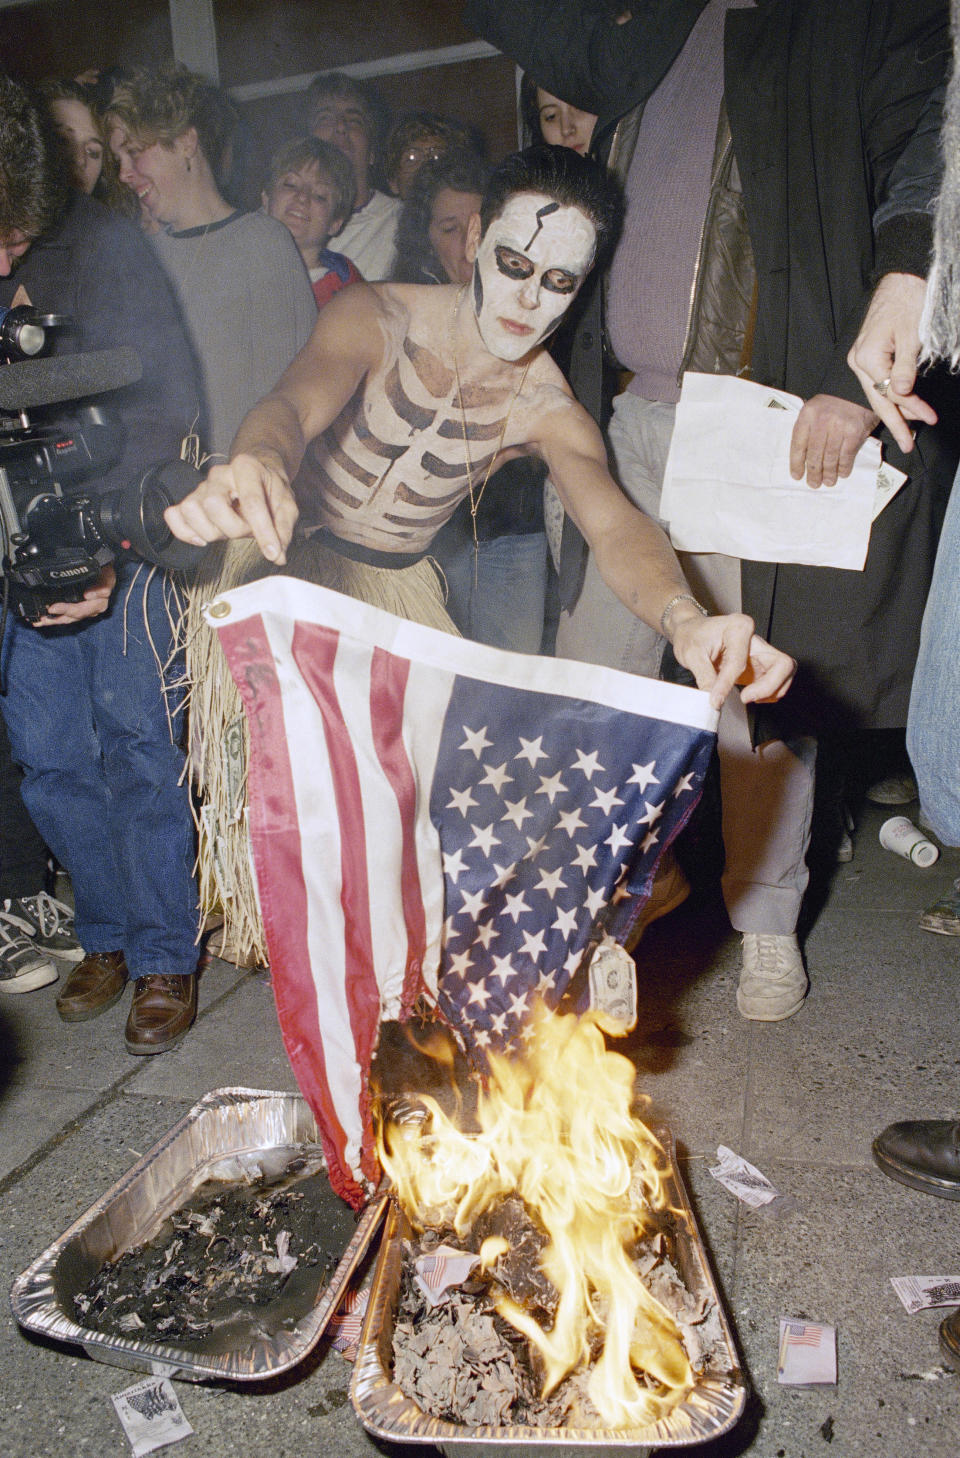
top-left (878, 815), bottom-right (940, 867)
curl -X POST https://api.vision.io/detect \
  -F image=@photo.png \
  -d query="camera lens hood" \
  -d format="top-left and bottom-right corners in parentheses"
top-left (98, 458), bottom-right (208, 571)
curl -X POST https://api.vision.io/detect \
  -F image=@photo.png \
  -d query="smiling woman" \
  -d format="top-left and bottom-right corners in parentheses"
top-left (260, 134), bottom-right (362, 307)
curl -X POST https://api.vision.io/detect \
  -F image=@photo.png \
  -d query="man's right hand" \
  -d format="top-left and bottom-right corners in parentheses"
top-left (670, 608), bottom-right (796, 711)
top-left (847, 272), bottom-right (938, 453)
top-left (163, 453), bottom-right (299, 565)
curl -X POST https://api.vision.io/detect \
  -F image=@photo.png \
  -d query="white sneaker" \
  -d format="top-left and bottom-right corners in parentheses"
top-left (865, 774), bottom-right (918, 805)
top-left (0, 913), bottom-right (57, 993)
top-left (736, 933), bottom-right (807, 1021)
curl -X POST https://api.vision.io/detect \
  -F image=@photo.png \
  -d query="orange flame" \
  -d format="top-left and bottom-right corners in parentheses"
top-left (377, 1004), bottom-right (694, 1426)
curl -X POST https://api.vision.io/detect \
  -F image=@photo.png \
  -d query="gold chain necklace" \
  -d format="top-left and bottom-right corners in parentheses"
top-left (450, 285), bottom-right (532, 555)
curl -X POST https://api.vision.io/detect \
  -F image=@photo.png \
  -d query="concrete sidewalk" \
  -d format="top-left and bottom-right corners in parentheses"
top-left (1, 798), bottom-right (958, 1457)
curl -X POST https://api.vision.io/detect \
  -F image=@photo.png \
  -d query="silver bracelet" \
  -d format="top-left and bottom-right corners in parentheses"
top-left (659, 592), bottom-right (708, 638)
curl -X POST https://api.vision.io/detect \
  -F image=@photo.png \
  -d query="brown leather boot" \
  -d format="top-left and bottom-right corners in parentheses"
top-left (623, 847), bottom-right (691, 953)
top-left (124, 973), bottom-right (197, 1055)
top-left (55, 951), bottom-right (128, 1022)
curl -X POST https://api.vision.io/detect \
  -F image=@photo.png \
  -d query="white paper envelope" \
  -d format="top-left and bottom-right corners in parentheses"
top-left (661, 373), bottom-right (886, 570)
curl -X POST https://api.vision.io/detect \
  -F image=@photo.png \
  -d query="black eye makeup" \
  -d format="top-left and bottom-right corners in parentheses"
top-left (493, 245), bottom-right (580, 296)
top-left (495, 245), bottom-right (535, 280)
top-left (542, 268), bottom-right (579, 294)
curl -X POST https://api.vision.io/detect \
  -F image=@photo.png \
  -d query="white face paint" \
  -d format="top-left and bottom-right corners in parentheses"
top-left (471, 192), bottom-right (597, 361)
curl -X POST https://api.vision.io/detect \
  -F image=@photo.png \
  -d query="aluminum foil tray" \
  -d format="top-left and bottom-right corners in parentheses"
top-left (350, 1126), bottom-right (746, 1449)
top-left (10, 1087), bottom-right (387, 1383)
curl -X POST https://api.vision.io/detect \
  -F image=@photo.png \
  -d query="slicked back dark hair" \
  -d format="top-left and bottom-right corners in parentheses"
top-left (479, 144), bottom-right (621, 268)
top-left (0, 72), bottom-right (69, 243)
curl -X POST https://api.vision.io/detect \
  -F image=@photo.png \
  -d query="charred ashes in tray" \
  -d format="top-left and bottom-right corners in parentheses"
top-left (73, 1167), bottom-right (347, 1349)
top-left (390, 1192), bottom-right (729, 1429)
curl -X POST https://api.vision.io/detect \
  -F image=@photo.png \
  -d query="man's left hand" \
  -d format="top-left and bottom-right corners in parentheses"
top-left (33, 563), bottom-right (116, 626)
top-left (670, 610), bottom-right (796, 711)
top-left (788, 394), bottom-right (879, 487)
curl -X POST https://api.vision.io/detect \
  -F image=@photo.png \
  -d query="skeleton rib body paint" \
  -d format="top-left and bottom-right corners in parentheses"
top-left (298, 293), bottom-right (576, 552)
top-left (471, 192), bottom-right (597, 361)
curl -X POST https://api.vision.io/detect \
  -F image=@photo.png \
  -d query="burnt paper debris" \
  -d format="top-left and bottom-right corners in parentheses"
top-left (393, 1249), bottom-right (578, 1428)
top-left (390, 1195), bottom-right (728, 1429)
top-left (75, 1155), bottom-right (356, 1353)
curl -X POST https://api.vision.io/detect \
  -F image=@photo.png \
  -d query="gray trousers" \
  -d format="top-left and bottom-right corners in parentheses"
top-left (555, 392), bottom-right (814, 935)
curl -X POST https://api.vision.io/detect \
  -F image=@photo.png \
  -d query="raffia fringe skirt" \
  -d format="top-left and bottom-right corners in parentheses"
top-left (182, 536), bottom-right (458, 965)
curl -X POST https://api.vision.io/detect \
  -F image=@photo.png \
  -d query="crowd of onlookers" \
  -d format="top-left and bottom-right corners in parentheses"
top-left (0, 57), bottom-right (607, 1032)
top-left (0, 28), bottom-right (956, 1030)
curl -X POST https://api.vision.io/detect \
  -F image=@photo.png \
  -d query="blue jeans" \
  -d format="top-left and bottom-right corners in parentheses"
top-left (907, 461), bottom-right (960, 847)
top-left (0, 563), bottom-right (198, 974)
top-left (440, 532), bottom-right (548, 654)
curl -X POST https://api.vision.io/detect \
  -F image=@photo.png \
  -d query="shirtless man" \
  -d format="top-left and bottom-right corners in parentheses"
top-left (167, 145), bottom-right (795, 712)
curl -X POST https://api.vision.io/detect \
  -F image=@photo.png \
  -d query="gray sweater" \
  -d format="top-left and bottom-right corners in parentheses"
top-left (152, 210), bottom-right (317, 457)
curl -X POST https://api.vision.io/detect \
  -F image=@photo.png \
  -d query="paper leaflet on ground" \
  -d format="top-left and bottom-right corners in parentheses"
top-left (708, 1145), bottom-right (782, 1207)
top-left (208, 576), bottom-right (717, 1206)
top-left (777, 1319), bottom-right (837, 1385)
top-left (891, 1275), bottom-right (960, 1314)
top-left (660, 373), bottom-right (908, 569)
top-left (112, 1377), bottom-right (193, 1456)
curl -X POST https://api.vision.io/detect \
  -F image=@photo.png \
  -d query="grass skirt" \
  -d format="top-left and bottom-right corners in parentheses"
top-left (182, 537), bottom-right (457, 965)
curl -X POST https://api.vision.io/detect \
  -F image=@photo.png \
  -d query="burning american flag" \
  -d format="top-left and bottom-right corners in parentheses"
top-left (207, 577), bottom-right (717, 1205)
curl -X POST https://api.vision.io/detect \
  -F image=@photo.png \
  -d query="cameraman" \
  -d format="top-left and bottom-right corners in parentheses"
top-left (0, 74), bottom-right (202, 1054)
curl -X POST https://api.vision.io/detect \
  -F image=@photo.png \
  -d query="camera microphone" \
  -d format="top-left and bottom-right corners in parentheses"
top-left (0, 347), bottom-right (142, 412)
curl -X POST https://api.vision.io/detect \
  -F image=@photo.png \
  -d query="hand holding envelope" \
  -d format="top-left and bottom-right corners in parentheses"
top-left (660, 374), bottom-right (906, 570)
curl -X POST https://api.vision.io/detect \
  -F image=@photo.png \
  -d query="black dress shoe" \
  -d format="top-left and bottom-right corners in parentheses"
top-left (941, 1308), bottom-right (960, 1373)
top-left (872, 1120), bottom-right (960, 1200)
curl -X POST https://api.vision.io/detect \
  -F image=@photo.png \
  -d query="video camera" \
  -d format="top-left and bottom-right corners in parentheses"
top-left (0, 306), bottom-right (206, 623)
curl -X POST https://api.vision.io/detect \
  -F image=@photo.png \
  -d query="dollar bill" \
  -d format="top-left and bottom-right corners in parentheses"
top-left (587, 935), bottom-right (638, 1034)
